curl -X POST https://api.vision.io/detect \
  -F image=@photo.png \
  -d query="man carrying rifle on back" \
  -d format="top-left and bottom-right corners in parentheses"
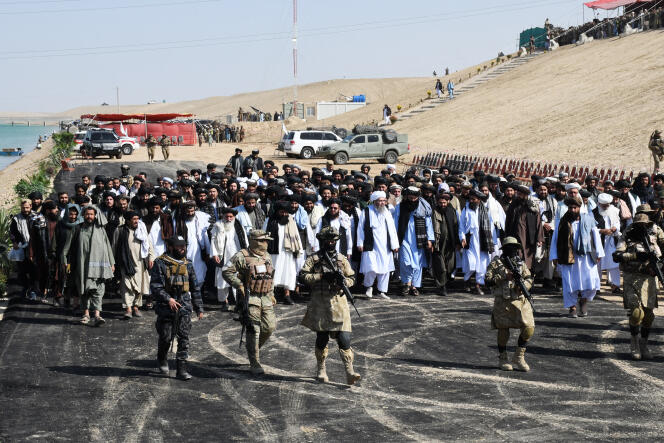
top-left (612, 211), bottom-right (664, 360)
top-left (299, 227), bottom-right (361, 386)
top-left (151, 235), bottom-right (204, 381)
top-left (485, 237), bottom-right (535, 372)
top-left (222, 230), bottom-right (276, 376)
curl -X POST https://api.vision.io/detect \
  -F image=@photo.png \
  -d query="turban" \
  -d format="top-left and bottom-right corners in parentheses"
top-left (564, 183), bottom-right (581, 191)
top-left (597, 193), bottom-right (612, 205)
top-left (370, 191), bottom-right (386, 202)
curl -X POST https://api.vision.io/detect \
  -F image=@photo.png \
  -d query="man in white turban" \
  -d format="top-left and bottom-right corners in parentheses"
top-left (356, 191), bottom-right (399, 299)
top-left (593, 193), bottom-right (622, 292)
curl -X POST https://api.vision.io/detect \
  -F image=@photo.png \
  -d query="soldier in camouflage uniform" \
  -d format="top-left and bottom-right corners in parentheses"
top-left (612, 212), bottom-right (664, 360)
top-left (300, 227), bottom-right (361, 385)
top-left (119, 164), bottom-right (134, 190)
top-left (649, 129), bottom-right (664, 173)
top-left (150, 235), bottom-right (204, 380)
top-left (160, 133), bottom-right (172, 161)
top-left (222, 230), bottom-right (277, 375)
top-left (485, 237), bottom-right (535, 372)
top-left (145, 134), bottom-right (157, 162)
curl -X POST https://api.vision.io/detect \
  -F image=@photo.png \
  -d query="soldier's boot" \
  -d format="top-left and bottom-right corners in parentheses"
top-left (339, 348), bottom-right (361, 385)
top-left (498, 352), bottom-right (513, 371)
top-left (511, 347), bottom-right (530, 372)
top-left (315, 347), bottom-right (329, 383)
top-left (639, 337), bottom-right (653, 360)
top-left (157, 342), bottom-right (169, 375)
top-left (246, 332), bottom-right (264, 375)
top-left (176, 359), bottom-right (192, 381)
top-left (630, 335), bottom-right (641, 360)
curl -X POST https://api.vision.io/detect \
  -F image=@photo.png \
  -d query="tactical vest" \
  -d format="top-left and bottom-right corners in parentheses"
top-left (240, 250), bottom-right (274, 295)
top-left (161, 255), bottom-right (190, 294)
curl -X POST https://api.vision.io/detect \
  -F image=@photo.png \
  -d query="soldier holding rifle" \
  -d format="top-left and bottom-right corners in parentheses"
top-left (485, 236), bottom-right (535, 372)
top-left (612, 212), bottom-right (664, 360)
top-left (300, 226), bottom-right (361, 386)
top-left (150, 235), bottom-right (204, 381)
top-left (222, 230), bottom-right (277, 376)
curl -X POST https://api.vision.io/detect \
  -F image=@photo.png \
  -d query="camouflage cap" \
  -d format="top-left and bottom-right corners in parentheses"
top-left (502, 236), bottom-right (521, 248)
top-left (632, 213), bottom-right (653, 225)
top-left (316, 226), bottom-right (340, 242)
top-left (635, 204), bottom-right (654, 214)
top-left (249, 229), bottom-right (273, 241)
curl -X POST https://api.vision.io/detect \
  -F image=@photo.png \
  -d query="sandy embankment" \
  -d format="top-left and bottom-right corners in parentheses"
top-left (0, 138), bottom-right (55, 209)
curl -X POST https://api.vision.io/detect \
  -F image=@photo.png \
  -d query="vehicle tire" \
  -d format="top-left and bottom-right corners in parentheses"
top-left (334, 127), bottom-right (348, 139)
top-left (115, 152), bottom-right (123, 159)
top-left (300, 147), bottom-right (314, 159)
top-left (382, 130), bottom-right (397, 143)
top-left (384, 150), bottom-right (398, 164)
top-left (333, 152), bottom-right (348, 165)
top-left (122, 144), bottom-right (133, 155)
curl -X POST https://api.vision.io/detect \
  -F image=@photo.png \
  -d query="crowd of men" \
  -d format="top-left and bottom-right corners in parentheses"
top-left (9, 149), bottom-right (664, 368)
top-left (196, 124), bottom-right (245, 146)
top-left (552, 6), bottom-right (664, 46)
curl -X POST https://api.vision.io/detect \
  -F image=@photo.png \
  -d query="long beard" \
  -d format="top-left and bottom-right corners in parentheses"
top-left (469, 202), bottom-right (478, 210)
top-left (377, 205), bottom-right (388, 215)
top-left (278, 215), bottom-right (289, 225)
top-left (403, 199), bottom-right (418, 211)
top-left (245, 206), bottom-right (255, 213)
top-left (223, 221), bottom-right (234, 232)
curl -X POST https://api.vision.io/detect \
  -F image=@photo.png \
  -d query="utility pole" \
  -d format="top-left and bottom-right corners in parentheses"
top-left (116, 86), bottom-right (120, 113)
top-left (292, 0), bottom-right (298, 118)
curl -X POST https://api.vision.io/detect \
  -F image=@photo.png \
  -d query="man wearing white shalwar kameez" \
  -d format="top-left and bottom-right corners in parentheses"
top-left (313, 199), bottom-right (353, 257)
top-left (174, 203), bottom-right (211, 292)
top-left (550, 196), bottom-right (604, 318)
top-left (593, 193), bottom-right (621, 291)
top-left (211, 208), bottom-right (247, 307)
top-left (459, 191), bottom-right (497, 295)
top-left (263, 201), bottom-right (303, 304)
top-left (483, 190), bottom-right (506, 260)
top-left (357, 192), bottom-right (399, 299)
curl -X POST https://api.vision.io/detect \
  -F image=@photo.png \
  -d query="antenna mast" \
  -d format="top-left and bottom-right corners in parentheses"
top-left (292, 0), bottom-right (298, 116)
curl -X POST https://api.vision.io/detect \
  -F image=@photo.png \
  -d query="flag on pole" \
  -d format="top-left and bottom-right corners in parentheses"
top-left (282, 122), bottom-right (288, 135)
top-left (120, 122), bottom-right (128, 137)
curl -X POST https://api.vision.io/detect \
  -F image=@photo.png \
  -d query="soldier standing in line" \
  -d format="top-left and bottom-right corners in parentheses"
top-left (151, 235), bottom-right (204, 380)
top-left (649, 129), bottom-right (664, 173)
top-left (299, 227), bottom-right (361, 385)
top-left (485, 237), bottom-right (535, 372)
top-left (160, 133), bottom-right (172, 161)
top-left (222, 230), bottom-right (277, 376)
top-left (145, 134), bottom-right (157, 162)
top-left (612, 212), bottom-right (664, 360)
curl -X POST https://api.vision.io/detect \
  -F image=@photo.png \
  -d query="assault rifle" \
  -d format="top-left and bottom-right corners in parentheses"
top-left (238, 287), bottom-right (251, 349)
top-left (642, 232), bottom-right (664, 286)
top-left (321, 250), bottom-right (361, 318)
top-left (502, 256), bottom-right (535, 312)
top-left (169, 287), bottom-right (183, 354)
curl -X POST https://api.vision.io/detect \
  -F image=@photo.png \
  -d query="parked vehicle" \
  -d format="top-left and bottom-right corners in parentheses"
top-left (318, 129), bottom-right (409, 165)
top-left (278, 130), bottom-right (342, 159)
top-left (74, 129), bottom-right (139, 155)
top-left (80, 129), bottom-right (124, 159)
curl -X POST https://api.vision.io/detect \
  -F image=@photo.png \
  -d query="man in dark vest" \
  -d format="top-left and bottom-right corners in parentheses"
top-left (314, 198), bottom-right (352, 258)
top-left (432, 193), bottom-right (459, 296)
top-left (504, 185), bottom-right (543, 270)
top-left (151, 235), bottom-right (204, 380)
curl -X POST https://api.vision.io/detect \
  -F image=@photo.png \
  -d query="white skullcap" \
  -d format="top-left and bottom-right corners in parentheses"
top-left (370, 191), bottom-right (386, 202)
top-left (565, 183), bottom-right (581, 191)
top-left (386, 164), bottom-right (396, 171)
top-left (598, 193), bottom-right (612, 204)
top-left (239, 182), bottom-right (247, 190)
top-left (545, 176), bottom-right (558, 183)
top-left (162, 177), bottom-right (173, 184)
top-left (438, 182), bottom-right (450, 192)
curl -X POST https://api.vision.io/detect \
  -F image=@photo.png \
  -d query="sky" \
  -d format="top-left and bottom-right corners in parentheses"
top-left (0, 0), bottom-right (606, 113)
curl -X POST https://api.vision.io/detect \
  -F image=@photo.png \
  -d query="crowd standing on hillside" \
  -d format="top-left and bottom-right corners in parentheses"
top-left (8, 147), bottom-right (664, 373)
top-left (552, 6), bottom-right (664, 46)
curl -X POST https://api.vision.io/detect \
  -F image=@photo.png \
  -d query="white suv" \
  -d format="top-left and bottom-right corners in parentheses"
top-left (279, 130), bottom-right (342, 159)
top-left (73, 129), bottom-right (139, 155)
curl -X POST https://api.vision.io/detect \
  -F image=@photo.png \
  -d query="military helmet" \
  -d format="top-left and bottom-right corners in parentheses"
top-left (632, 213), bottom-right (653, 225)
top-left (316, 226), bottom-right (340, 242)
top-left (120, 164), bottom-right (130, 172)
top-left (249, 229), bottom-right (273, 242)
top-left (502, 236), bottom-right (521, 248)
